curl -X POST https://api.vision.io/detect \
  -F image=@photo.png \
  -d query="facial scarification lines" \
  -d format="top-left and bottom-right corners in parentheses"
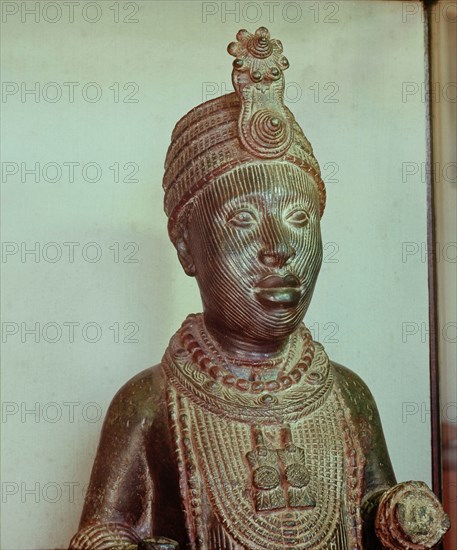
top-left (187, 163), bottom-right (322, 342)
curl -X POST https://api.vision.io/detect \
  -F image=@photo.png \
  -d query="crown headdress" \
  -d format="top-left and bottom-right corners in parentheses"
top-left (163, 28), bottom-right (326, 244)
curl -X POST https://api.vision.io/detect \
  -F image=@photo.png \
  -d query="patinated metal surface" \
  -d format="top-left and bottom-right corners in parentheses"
top-left (68, 28), bottom-right (449, 550)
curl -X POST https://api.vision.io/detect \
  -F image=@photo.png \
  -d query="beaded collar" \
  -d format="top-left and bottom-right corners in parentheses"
top-left (162, 314), bottom-right (334, 423)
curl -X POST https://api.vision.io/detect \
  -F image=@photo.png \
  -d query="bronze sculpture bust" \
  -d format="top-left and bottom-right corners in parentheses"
top-left (68, 28), bottom-right (449, 550)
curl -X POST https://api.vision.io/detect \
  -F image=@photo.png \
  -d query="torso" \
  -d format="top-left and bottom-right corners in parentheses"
top-left (160, 315), bottom-right (366, 550)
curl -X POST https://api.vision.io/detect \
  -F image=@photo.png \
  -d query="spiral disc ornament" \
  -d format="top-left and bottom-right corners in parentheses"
top-left (247, 110), bottom-right (293, 158)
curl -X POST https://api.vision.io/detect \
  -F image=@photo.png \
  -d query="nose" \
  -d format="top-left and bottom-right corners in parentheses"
top-left (258, 224), bottom-right (296, 269)
top-left (258, 243), bottom-right (296, 268)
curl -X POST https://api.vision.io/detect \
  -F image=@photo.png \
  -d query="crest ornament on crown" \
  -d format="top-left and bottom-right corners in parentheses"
top-left (228, 27), bottom-right (294, 159)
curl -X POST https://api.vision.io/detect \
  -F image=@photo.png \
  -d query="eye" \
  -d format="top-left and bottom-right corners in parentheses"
top-left (227, 209), bottom-right (257, 228)
top-left (286, 209), bottom-right (310, 228)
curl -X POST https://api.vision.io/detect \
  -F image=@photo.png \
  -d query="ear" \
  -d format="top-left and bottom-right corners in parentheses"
top-left (175, 230), bottom-right (196, 277)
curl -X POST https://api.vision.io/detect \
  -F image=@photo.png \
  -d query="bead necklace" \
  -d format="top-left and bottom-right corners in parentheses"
top-left (179, 314), bottom-right (315, 394)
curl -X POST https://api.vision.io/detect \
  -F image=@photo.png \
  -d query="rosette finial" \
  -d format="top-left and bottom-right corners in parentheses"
top-left (228, 27), bottom-right (293, 159)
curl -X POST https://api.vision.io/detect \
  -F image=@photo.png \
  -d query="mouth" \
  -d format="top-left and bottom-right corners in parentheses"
top-left (254, 274), bottom-right (302, 308)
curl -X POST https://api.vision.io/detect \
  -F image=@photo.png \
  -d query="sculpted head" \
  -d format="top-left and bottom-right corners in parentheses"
top-left (175, 163), bottom-right (322, 344)
top-left (163, 27), bottom-right (326, 345)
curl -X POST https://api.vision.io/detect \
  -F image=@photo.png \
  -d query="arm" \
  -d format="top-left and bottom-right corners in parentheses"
top-left (333, 363), bottom-right (396, 548)
top-left (69, 366), bottom-right (178, 549)
top-left (334, 363), bottom-right (449, 549)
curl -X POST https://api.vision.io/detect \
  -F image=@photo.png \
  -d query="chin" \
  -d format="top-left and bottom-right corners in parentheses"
top-left (234, 299), bottom-right (309, 341)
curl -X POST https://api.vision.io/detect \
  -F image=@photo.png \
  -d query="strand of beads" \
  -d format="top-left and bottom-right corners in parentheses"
top-left (179, 315), bottom-right (315, 394)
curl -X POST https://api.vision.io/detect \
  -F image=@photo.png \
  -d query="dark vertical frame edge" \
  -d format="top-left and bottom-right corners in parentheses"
top-left (422, 0), bottom-right (443, 505)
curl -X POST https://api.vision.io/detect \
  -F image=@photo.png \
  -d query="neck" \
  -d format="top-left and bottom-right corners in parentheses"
top-left (203, 313), bottom-right (293, 365)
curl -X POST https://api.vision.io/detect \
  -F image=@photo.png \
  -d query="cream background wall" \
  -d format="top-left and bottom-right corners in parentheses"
top-left (1, 1), bottom-right (434, 548)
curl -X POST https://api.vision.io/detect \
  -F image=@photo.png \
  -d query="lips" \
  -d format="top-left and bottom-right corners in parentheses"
top-left (254, 274), bottom-right (302, 307)
top-left (256, 274), bottom-right (300, 289)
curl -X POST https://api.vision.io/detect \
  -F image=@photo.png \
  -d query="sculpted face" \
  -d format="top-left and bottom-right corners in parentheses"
top-left (178, 163), bottom-right (323, 348)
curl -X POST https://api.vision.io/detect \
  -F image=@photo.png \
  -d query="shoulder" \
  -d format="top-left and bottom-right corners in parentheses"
top-left (331, 360), bottom-right (380, 421)
top-left (102, 363), bottom-right (167, 431)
